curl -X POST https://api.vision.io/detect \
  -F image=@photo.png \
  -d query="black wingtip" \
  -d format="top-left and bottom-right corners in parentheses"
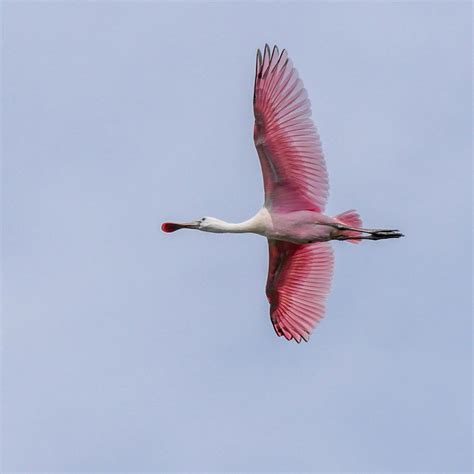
top-left (264, 44), bottom-right (271, 59)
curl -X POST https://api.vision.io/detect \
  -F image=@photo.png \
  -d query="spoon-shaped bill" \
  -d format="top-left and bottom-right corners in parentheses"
top-left (161, 221), bottom-right (200, 232)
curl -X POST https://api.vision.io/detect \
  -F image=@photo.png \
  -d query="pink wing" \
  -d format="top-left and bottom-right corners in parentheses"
top-left (266, 240), bottom-right (334, 342)
top-left (254, 44), bottom-right (329, 213)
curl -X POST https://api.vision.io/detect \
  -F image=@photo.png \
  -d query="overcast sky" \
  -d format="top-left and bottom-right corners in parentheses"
top-left (2, 2), bottom-right (472, 472)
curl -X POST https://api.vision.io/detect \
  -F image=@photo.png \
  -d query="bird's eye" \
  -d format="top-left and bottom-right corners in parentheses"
top-left (201, 217), bottom-right (206, 222)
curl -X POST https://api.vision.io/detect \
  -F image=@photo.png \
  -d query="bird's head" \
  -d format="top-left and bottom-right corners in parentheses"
top-left (161, 217), bottom-right (226, 233)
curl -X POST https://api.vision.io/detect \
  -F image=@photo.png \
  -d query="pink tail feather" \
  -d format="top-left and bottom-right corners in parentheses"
top-left (336, 209), bottom-right (363, 244)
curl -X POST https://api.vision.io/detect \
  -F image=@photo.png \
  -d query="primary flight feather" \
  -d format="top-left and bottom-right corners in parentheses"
top-left (162, 45), bottom-right (403, 343)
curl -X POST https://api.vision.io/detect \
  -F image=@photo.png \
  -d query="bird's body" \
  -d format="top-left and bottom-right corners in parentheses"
top-left (162, 45), bottom-right (403, 342)
top-left (265, 210), bottom-right (341, 244)
top-left (197, 208), bottom-right (346, 244)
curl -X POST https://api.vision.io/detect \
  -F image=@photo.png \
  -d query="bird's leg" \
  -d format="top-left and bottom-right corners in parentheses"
top-left (324, 223), bottom-right (404, 240)
top-left (331, 223), bottom-right (399, 233)
top-left (335, 232), bottom-right (404, 241)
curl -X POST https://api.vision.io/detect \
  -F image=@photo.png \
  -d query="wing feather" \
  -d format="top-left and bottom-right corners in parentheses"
top-left (266, 239), bottom-right (334, 343)
top-left (254, 45), bottom-right (329, 213)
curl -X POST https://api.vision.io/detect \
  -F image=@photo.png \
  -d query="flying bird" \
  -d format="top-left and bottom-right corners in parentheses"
top-left (162, 45), bottom-right (403, 342)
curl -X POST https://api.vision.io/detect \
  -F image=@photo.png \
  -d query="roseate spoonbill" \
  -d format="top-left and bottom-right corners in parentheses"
top-left (162, 45), bottom-right (403, 342)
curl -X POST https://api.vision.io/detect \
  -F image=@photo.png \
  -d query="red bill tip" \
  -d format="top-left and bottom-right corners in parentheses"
top-left (161, 222), bottom-right (180, 233)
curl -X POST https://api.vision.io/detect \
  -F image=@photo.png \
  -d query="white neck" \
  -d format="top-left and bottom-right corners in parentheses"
top-left (205, 218), bottom-right (255, 234)
top-left (203, 210), bottom-right (268, 235)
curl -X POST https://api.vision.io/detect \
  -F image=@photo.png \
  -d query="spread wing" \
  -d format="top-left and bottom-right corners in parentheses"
top-left (253, 44), bottom-right (329, 213)
top-left (266, 240), bottom-right (334, 342)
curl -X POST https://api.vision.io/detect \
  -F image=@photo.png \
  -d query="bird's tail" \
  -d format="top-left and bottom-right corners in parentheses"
top-left (335, 209), bottom-right (363, 244)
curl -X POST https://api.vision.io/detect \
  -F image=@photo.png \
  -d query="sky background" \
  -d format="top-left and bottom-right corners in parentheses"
top-left (2, 1), bottom-right (472, 472)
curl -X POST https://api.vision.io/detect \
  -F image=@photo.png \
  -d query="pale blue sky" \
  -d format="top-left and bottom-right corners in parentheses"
top-left (2, 1), bottom-right (472, 472)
